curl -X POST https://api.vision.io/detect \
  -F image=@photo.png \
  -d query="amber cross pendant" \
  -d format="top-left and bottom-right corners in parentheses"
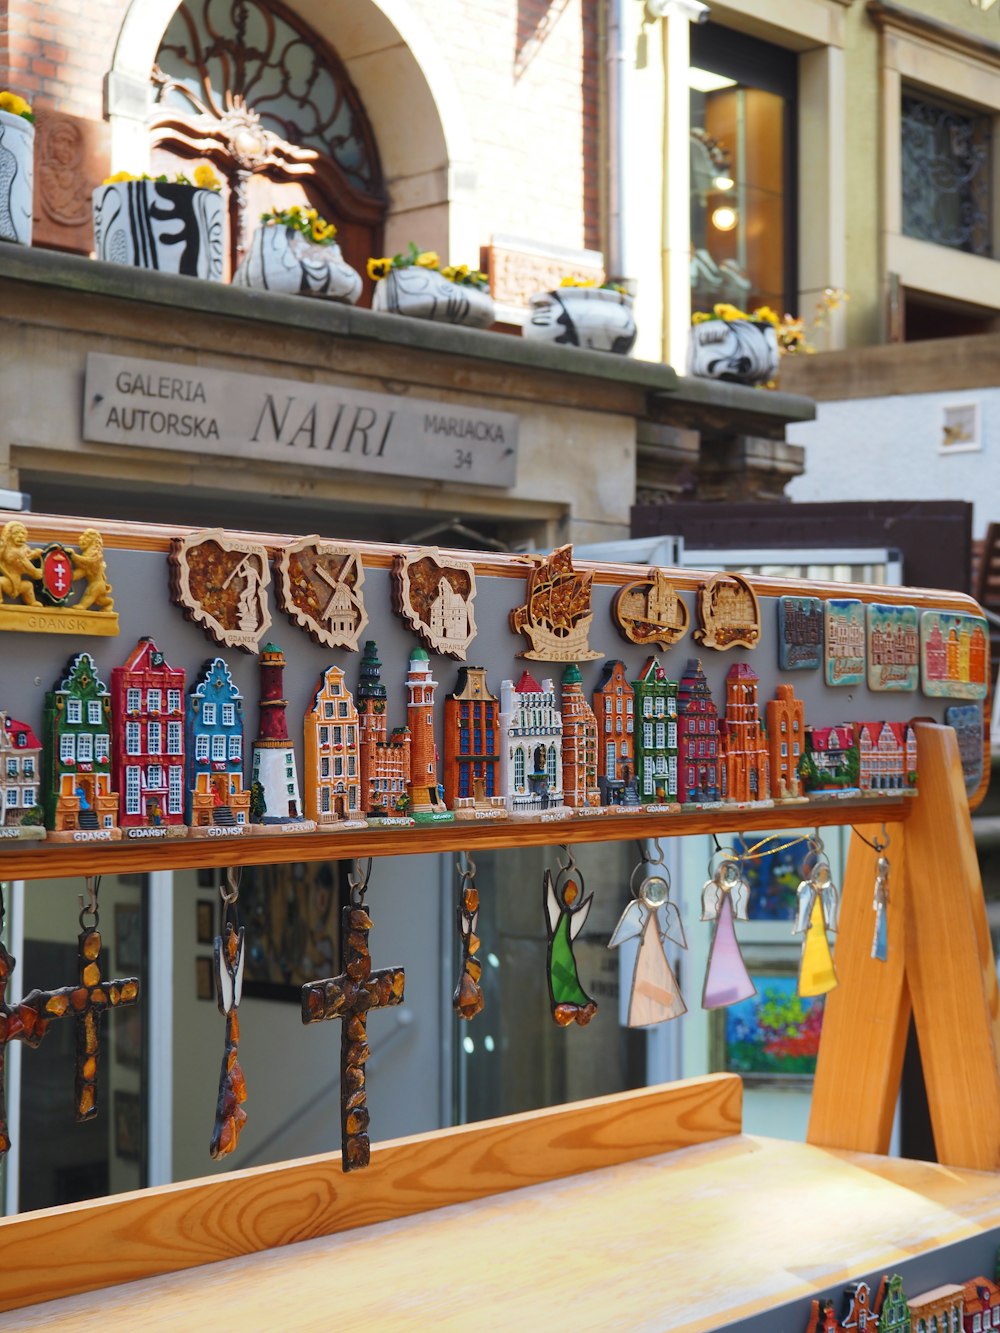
top-left (0, 940), bottom-right (66, 1154)
top-left (301, 903), bottom-right (404, 1172)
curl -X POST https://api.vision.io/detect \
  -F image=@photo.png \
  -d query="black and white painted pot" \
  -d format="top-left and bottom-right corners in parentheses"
top-left (232, 223), bottom-right (363, 302)
top-left (523, 287), bottom-right (637, 354)
top-left (0, 109), bottom-right (34, 245)
top-left (372, 267), bottom-right (495, 328)
top-left (92, 180), bottom-right (224, 280)
top-left (687, 318), bottom-right (780, 386)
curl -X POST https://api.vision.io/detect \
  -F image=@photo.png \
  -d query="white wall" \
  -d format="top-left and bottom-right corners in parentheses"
top-left (787, 388), bottom-right (999, 539)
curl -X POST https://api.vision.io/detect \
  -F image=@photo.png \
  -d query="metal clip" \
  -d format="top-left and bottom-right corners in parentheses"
top-left (349, 857), bottom-right (373, 905)
top-left (78, 874), bottom-right (100, 930)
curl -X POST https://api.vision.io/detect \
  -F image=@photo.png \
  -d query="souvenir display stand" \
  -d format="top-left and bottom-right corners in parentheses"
top-left (0, 512), bottom-right (996, 1331)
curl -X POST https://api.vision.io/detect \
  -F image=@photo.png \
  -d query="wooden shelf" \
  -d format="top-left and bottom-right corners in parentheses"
top-left (1, 795), bottom-right (914, 880)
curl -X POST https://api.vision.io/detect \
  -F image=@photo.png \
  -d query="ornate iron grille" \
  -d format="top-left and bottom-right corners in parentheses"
top-left (152, 0), bottom-right (381, 193)
top-left (901, 93), bottom-right (991, 256)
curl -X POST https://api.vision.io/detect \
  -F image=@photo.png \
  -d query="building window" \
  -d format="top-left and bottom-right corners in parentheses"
top-left (167, 689), bottom-right (182, 714)
top-left (195, 734), bottom-right (209, 761)
top-left (88, 701), bottom-right (102, 726)
top-left (147, 765), bottom-right (164, 789)
top-left (211, 735), bottom-right (227, 762)
top-left (125, 722), bottom-right (141, 756)
top-left (167, 721), bottom-right (182, 755)
top-left (94, 735), bottom-right (109, 762)
top-left (126, 688), bottom-right (141, 713)
top-left (202, 703), bottom-right (216, 727)
top-left (77, 734), bottom-right (93, 763)
top-left (902, 91), bottom-right (991, 257)
top-left (168, 766), bottom-right (183, 814)
top-left (125, 766), bottom-right (142, 816)
top-left (222, 704), bottom-right (235, 728)
top-left (5, 759), bottom-right (16, 779)
top-left (229, 735), bottom-right (242, 761)
top-left (66, 699), bottom-right (82, 725)
top-left (147, 689), bottom-right (162, 713)
top-left (5, 788), bottom-right (17, 808)
top-left (690, 25), bottom-right (797, 317)
top-left (148, 722), bottom-right (162, 755)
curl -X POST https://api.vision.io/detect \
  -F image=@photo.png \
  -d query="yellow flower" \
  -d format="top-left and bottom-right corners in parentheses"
top-left (102, 170), bottom-right (137, 184)
top-left (288, 204), bottom-right (302, 216)
top-left (415, 250), bottom-right (439, 269)
top-left (193, 164), bottom-right (221, 190)
top-left (750, 305), bottom-right (781, 328)
top-left (713, 302), bottom-right (751, 322)
top-left (691, 311), bottom-right (713, 325)
top-left (367, 256), bottom-right (392, 280)
top-left (0, 91), bottom-right (32, 119)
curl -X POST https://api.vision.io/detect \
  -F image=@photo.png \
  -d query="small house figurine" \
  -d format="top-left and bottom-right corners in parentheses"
top-left (676, 659), bottom-right (722, 806)
top-left (187, 657), bottom-right (251, 837)
top-left (356, 640), bottom-right (414, 825)
top-left (42, 652), bottom-right (121, 840)
top-left (111, 637), bottom-right (188, 839)
top-left (249, 643), bottom-right (316, 832)
top-left (498, 671), bottom-right (570, 819)
top-left (765, 684), bottom-right (807, 802)
top-left (0, 713), bottom-right (45, 839)
top-left (405, 649), bottom-right (454, 823)
top-left (304, 665), bottom-right (367, 829)
top-left (592, 660), bottom-right (640, 809)
top-left (718, 663), bottom-right (772, 806)
top-left (443, 666), bottom-right (506, 819)
top-left (854, 721), bottom-right (917, 794)
top-left (561, 664), bottom-right (602, 811)
top-left (632, 656), bottom-right (680, 805)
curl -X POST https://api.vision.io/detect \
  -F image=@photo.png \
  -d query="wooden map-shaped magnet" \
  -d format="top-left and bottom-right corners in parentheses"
top-left (612, 568), bottom-right (689, 649)
top-left (693, 573), bottom-right (760, 651)
top-left (275, 537), bottom-right (368, 651)
top-left (391, 548), bottom-right (477, 659)
top-left (510, 545), bottom-right (603, 662)
top-left (169, 529), bottom-right (272, 654)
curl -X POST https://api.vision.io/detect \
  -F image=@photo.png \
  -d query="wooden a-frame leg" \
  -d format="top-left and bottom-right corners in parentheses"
top-left (808, 820), bottom-right (910, 1155)
top-left (902, 722), bottom-right (1000, 1170)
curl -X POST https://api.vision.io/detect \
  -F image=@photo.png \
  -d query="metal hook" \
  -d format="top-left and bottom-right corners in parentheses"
top-left (78, 874), bottom-right (100, 929)
top-left (457, 850), bottom-right (476, 884)
top-left (556, 845), bottom-right (577, 876)
top-left (636, 838), bottom-right (665, 868)
top-left (349, 857), bottom-right (373, 905)
top-left (873, 823), bottom-right (891, 854)
top-left (220, 865), bottom-right (241, 905)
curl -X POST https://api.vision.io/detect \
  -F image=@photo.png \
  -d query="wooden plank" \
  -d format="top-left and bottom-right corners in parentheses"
top-left (9, 1135), bottom-right (1000, 1333)
top-left (808, 820), bottom-right (911, 1154)
top-left (3, 796), bottom-right (916, 881)
top-left (904, 723), bottom-right (1000, 1170)
top-left (0, 1074), bottom-right (741, 1314)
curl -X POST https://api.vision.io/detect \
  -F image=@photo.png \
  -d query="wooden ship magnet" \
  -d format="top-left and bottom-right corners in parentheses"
top-left (866, 603), bottom-right (919, 692)
top-left (186, 658), bottom-right (252, 838)
top-left (920, 609), bottom-right (989, 699)
top-left (42, 653), bottom-right (122, 841)
top-left (169, 528), bottom-right (272, 654)
top-left (249, 643), bottom-right (316, 833)
top-left (0, 522), bottom-right (119, 636)
top-left (0, 713), bottom-right (45, 839)
top-left (304, 665), bottom-right (367, 829)
top-left (111, 638), bottom-right (188, 840)
top-left (509, 545), bottom-right (603, 662)
top-left (391, 548), bottom-right (477, 660)
top-left (692, 573), bottom-right (760, 651)
top-left (274, 536), bottom-right (368, 652)
top-left (612, 568), bottom-right (689, 650)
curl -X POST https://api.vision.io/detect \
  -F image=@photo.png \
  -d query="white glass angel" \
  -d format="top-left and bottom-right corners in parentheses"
top-left (608, 851), bottom-right (687, 1026)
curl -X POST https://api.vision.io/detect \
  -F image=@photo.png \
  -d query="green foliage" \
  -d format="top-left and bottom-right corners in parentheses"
top-left (249, 780), bottom-right (265, 821)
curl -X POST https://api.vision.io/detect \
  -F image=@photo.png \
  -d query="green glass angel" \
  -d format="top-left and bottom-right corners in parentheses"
top-left (543, 848), bottom-right (598, 1027)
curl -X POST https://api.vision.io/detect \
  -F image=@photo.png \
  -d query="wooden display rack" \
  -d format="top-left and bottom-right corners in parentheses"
top-left (0, 517), bottom-right (996, 1328)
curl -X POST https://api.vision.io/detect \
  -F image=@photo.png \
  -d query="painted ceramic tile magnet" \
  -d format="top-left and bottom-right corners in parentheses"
top-left (866, 603), bottom-right (919, 691)
top-left (392, 548), bottom-right (477, 659)
top-left (920, 610), bottom-right (989, 699)
top-left (274, 537), bottom-right (368, 652)
top-left (170, 528), bottom-right (272, 653)
top-left (945, 702), bottom-right (984, 798)
top-left (777, 596), bottom-right (823, 671)
top-left (510, 545), bottom-right (603, 662)
top-left (612, 568), bottom-right (689, 649)
top-left (824, 598), bottom-right (865, 687)
top-left (693, 573), bottom-right (760, 651)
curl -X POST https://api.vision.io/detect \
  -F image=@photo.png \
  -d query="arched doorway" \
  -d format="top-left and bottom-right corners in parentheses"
top-left (149, 0), bottom-right (387, 287)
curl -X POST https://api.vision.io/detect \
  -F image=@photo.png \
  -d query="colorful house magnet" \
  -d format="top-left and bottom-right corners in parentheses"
top-left (170, 528), bottom-right (272, 653)
top-left (304, 665), bottom-right (367, 829)
top-left (42, 653), bottom-right (122, 841)
top-left (443, 666), bottom-right (506, 819)
top-left (275, 537), bottom-right (368, 652)
top-left (0, 713), bottom-right (45, 839)
top-left (405, 649), bottom-right (454, 823)
top-left (777, 596), bottom-right (823, 671)
top-left (250, 643), bottom-right (316, 832)
top-left (866, 603), bottom-right (919, 691)
top-left (824, 599), bottom-right (865, 687)
top-left (111, 637), bottom-right (188, 840)
top-left (392, 549), bottom-right (478, 660)
top-left (945, 702), bottom-right (985, 798)
top-left (693, 573), bottom-right (760, 651)
top-left (187, 657), bottom-right (251, 837)
top-left (920, 610), bottom-right (989, 699)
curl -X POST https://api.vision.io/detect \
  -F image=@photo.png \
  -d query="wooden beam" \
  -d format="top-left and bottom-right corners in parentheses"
top-left (808, 821), bottom-right (911, 1154)
top-left (0, 1074), bottom-right (742, 1313)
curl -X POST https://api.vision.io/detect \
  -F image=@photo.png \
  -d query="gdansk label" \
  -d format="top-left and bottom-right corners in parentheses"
top-left (82, 353), bottom-right (519, 489)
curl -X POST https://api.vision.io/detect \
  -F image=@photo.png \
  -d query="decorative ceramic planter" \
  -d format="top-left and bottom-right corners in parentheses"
top-left (0, 109), bottom-right (34, 245)
top-left (232, 223), bottom-right (363, 302)
top-left (688, 318), bottom-right (779, 386)
top-left (372, 267), bottom-right (495, 328)
top-left (524, 287), bottom-right (637, 355)
top-left (92, 180), bottom-right (224, 280)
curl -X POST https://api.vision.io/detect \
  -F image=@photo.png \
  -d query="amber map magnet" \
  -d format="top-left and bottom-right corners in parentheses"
top-left (275, 536), bottom-right (368, 652)
top-left (169, 528), bottom-right (272, 653)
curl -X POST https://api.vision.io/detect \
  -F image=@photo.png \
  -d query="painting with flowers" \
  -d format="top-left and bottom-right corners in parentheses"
top-left (724, 977), bottom-right (824, 1078)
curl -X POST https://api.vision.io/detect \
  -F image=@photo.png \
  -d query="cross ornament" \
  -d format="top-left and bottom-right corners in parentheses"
top-left (301, 901), bottom-right (404, 1171)
top-left (0, 939), bottom-right (70, 1154)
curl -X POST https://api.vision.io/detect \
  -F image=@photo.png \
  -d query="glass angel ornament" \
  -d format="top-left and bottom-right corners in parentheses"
top-left (794, 839), bottom-right (839, 998)
top-left (608, 849), bottom-right (687, 1026)
top-left (700, 852), bottom-right (756, 1010)
top-left (872, 851), bottom-right (890, 964)
top-left (543, 848), bottom-right (598, 1027)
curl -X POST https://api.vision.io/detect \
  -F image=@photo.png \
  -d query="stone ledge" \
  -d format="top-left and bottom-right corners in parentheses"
top-left (0, 245), bottom-right (815, 428)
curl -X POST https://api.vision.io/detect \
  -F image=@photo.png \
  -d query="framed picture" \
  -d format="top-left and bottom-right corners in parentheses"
top-left (114, 902), bottom-right (142, 972)
top-left (195, 955), bottom-right (214, 1001)
top-left (113, 1089), bottom-right (142, 1162)
top-left (114, 1004), bottom-right (142, 1069)
top-left (241, 861), bottom-right (347, 1001)
top-left (196, 899), bottom-right (215, 946)
top-left (711, 953), bottom-right (825, 1086)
